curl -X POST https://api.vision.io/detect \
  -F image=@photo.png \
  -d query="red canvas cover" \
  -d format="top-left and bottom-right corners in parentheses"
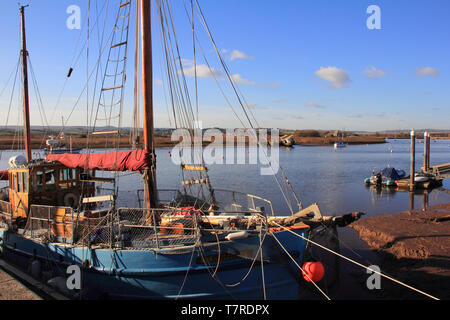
top-left (0, 170), bottom-right (8, 180)
top-left (46, 150), bottom-right (152, 172)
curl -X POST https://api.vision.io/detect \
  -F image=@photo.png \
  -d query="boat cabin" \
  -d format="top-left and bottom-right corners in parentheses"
top-left (7, 162), bottom-right (96, 219)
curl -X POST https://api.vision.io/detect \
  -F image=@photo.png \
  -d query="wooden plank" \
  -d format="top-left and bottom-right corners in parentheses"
top-left (82, 195), bottom-right (114, 204)
top-left (111, 41), bottom-right (127, 49)
top-left (182, 164), bottom-right (207, 171)
top-left (80, 177), bottom-right (115, 183)
top-left (102, 85), bottom-right (123, 91)
top-left (181, 178), bottom-right (209, 186)
top-left (91, 130), bottom-right (119, 135)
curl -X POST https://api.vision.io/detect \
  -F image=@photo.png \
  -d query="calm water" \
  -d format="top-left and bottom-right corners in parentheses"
top-left (1, 138), bottom-right (449, 299)
top-left (2, 139), bottom-right (449, 214)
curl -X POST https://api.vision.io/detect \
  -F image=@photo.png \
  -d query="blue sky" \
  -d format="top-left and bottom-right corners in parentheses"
top-left (0, 0), bottom-right (449, 131)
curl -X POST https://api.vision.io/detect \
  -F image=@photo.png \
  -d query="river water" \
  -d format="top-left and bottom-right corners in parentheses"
top-left (1, 138), bottom-right (449, 299)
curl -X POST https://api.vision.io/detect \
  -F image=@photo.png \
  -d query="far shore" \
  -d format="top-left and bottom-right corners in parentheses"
top-left (0, 134), bottom-right (387, 150)
top-left (293, 136), bottom-right (386, 145)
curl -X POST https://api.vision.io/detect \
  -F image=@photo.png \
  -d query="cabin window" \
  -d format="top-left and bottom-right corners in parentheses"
top-left (80, 170), bottom-right (95, 180)
top-left (17, 173), bottom-right (23, 193)
top-left (33, 171), bottom-right (43, 192)
top-left (60, 169), bottom-right (76, 181)
top-left (22, 172), bottom-right (28, 193)
top-left (59, 169), bottom-right (76, 189)
top-left (12, 174), bottom-right (17, 192)
top-left (45, 170), bottom-right (56, 192)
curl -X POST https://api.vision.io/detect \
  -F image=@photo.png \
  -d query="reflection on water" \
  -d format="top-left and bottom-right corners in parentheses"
top-left (1, 139), bottom-right (449, 217)
top-left (365, 184), bottom-right (435, 212)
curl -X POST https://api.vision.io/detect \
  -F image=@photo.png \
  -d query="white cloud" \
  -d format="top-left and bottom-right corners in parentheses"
top-left (365, 66), bottom-right (388, 79)
top-left (231, 74), bottom-right (255, 85)
top-left (182, 64), bottom-right (222, 79)
top-left (230, 50), bottom-right (253, 61)
top-left (314, 66), bottom-right (350, 89)
top-left (416, 67), bottom-right (439, 78)
top-left (305, 101), bottom-right (325, 109)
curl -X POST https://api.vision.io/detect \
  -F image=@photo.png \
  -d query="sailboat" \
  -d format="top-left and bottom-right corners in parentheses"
top-left (0, 1), bottom-right (362, 299)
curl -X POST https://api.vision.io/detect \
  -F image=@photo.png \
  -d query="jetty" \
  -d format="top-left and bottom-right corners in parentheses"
top-left (395, 131), bottom-right (445, 191)
top-left (427, 163), bottom-right (450, 178)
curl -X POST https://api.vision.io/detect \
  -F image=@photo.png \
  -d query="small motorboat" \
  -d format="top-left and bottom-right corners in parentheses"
top-left (414, 171), bottom-right (431, 182)
top-left (364, 167), bottom-right (406, 186)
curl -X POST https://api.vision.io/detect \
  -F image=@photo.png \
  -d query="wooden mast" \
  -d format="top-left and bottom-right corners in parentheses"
top-left (140, 0), bottom-right (158, 209)
top-left (20, 5), bottom-right (32, 162)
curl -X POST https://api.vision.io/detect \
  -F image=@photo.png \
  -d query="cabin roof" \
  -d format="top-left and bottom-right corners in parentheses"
top-left (8, 159), bottom-right (63, 171)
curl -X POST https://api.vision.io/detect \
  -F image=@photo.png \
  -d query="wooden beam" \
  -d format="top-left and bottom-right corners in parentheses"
top-left (82, 195), bottom-right (114, 204)
top-left (141, 0), bottom-right (158, 209)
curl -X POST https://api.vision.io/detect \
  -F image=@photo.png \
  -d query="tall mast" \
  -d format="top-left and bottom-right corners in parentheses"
top-left (20, 5), bottom-right (32, 162)
top-left (140, 0), bottom-right (158, 209)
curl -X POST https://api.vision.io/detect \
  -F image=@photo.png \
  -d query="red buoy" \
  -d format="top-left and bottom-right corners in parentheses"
top-left (302, 261), bottom-right (325, 283)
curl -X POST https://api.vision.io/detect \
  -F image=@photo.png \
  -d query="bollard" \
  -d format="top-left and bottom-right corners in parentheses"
top-left (410, 129), bottom-right (415, 191)
top-left (424, 131), bottom-right (429, 172)
top-left (427, 133), bottom-right (431, 169)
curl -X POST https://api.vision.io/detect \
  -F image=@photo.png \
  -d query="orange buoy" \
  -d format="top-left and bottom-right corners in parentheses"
top-left (302, 261), bottom-right (325, 283)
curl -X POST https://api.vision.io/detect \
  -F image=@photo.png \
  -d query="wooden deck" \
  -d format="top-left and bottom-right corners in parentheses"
top-left (428, 163), bottom-right (450, 178)
top-left (396, 177), bottom-right (443, 190)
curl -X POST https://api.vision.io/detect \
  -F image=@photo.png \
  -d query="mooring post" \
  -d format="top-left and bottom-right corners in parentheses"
top-left (410, 129), bottom-right (415, 191)
top-left (424, 131), bottom-right (429, 172)
top-left (427, 132), bottom-right (431, 171)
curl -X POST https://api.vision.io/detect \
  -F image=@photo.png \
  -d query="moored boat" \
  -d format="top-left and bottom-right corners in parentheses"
top-left (364, 167), bottom-right (406, 187)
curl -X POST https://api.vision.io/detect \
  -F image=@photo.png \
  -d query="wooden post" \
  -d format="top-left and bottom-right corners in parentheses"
top-left (427, 133), bottom-right (431, 171)
top-left (410, 129), bottom-right (415, 191)
top-left (424, 131), bottom-right (429, 172)
top-left (20, 6), bottom-right (32, 163)
top-left (140, 0), bottom-right (158, 210)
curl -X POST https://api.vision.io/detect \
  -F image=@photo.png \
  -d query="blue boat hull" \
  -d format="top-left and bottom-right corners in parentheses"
top-left (0, 227), bottom-right (309, 299)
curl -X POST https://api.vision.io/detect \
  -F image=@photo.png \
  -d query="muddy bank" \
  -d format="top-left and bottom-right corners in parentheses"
top-left (350, 203), bottom-right (450, 299)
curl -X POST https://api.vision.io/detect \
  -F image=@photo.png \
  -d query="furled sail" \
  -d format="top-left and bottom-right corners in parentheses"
top-left (46, 150), bottom-right (152, 172)
top-left (0, 171), bottom-right (8, 180)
